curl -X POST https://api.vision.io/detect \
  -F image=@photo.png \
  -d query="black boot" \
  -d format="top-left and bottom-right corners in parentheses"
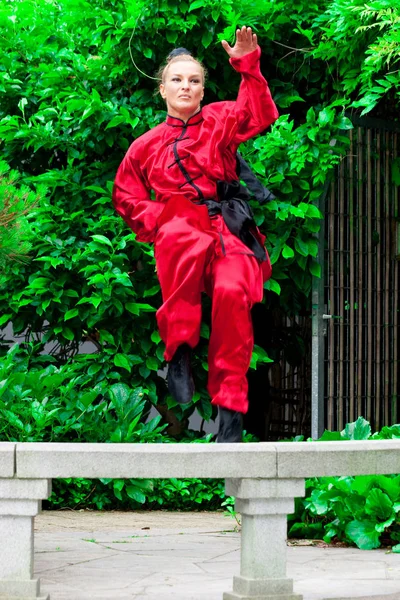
top-left (167, 344), bottom-right (195, 405)
top-left (217, 407), bottom-right (243, 443)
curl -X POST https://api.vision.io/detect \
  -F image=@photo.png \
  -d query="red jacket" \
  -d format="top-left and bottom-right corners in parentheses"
top-left (112, 47), bottom-right (279, 243)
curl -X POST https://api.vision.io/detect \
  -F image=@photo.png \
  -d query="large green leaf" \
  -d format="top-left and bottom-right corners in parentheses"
top-left (342, 417), bottom-right (371, 440)
top-left (365, 488), bottom-right (394, 522)
top-left (345, 520), bottom-right (381, 550)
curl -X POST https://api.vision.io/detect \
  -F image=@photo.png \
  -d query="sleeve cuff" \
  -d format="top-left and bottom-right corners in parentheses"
top-left (229, 46), bottom-right (261, 73)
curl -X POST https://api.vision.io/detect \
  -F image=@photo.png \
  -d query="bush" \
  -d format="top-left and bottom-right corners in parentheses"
top-left (288, 418), bottom-right (400, 551)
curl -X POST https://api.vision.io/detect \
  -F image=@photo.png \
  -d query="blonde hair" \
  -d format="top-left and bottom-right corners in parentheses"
top-left (156, 52), bottom-right (207, 85)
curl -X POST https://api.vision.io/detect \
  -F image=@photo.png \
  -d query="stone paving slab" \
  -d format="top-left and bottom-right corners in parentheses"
top-left (34, 511), bottom-right (400, 600)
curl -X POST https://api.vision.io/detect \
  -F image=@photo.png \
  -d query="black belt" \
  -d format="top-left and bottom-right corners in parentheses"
top-left (200, 180), bottom-right (267, 262)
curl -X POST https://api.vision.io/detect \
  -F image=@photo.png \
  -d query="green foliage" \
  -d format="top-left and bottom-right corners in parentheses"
top-left (312, 0), bottom-right (400, 115)
top-left (0, 345), bottom-right (165, 443)
top-left (0, 0), bottom-right (398, 446)
top-left (289, 417), bottom-right (400, 551)
top-left (0, 161), bottom-right (43, 268)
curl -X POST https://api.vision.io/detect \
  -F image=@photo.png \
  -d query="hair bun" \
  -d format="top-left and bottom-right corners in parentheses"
top-left (167, 47), bottom-right (192, 61)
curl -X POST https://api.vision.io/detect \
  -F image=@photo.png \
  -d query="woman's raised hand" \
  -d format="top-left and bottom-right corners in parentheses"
top-left (221, 26), bottom-right (258, 59)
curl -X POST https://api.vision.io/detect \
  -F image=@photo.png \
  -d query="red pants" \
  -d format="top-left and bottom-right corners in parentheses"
top-left (154, 197), bottom-right (271, 414)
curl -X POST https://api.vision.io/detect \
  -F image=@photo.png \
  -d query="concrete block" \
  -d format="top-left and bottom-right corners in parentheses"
top-left (233, 575), bottom-right (294, 595)
top-left (0, 596), bottom-right (48, 600)
top-left (224, 592), bottom-right (302, 600)
top-left (0, 578), bottom-right (48, 599)
top-left (0, 516), bottom-right (34, 579)
top-left (277, 440), bottom-right (400, 478)
top-left (0, 479), bottom-right (51, 500)
top-left (226, 478), bottom-right (305, 499)
top-left (0, 442), bottom-right (15, 477)
top-left (16, 442), bottom-right (277, 479)
top-left (236, 498), bottom-right (296, 516)
top-left (240, 513), bottom-right (288, 579)
top-left (0, 499), bottom-right (40, 517)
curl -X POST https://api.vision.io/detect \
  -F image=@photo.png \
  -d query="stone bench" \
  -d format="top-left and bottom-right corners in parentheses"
top-left (1, 440), bottom-right (400, 600)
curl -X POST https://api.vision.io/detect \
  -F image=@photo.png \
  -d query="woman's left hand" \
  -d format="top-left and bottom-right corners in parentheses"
top-left (221, 26), bottom-right (258, 59)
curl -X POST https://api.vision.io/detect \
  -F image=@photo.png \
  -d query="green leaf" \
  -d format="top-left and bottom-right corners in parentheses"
top-left (146, 357), bottom-right (159, 371)
top-left (250, 344), bottom-right (273, 369)
top-left (306, 204), bottom-right (322, 219)
top-left (318, 108), bottom-right (335, 125)
top-left (114, 479), bottom-right (124, 492)
top-left (201, 29), bottom-right (213, 49)
top-left (200, 322), bottom-right (210, 339)
top-left (317, 430), bottom-right (342, 441)
top-left (392, 544), bottom-right (400, 553)
top-left (166, 31), bottom-right (178, 44)
top-left (62, 327), bottom-right (74, 341)
top-left (91, 235), bottom-right (112, 248)
top-left (365, 489), bottom-right (393, 521)
top-left (88, 363), bottom-right (102, 376)
top-left (307, 489), bottom-right (329, 515)
top-left (309, 260), bottom-right (321, 278)
top-left (64, 308), bottom-right (79, 321)
top-left (264, 279), bottom-right (281, 295)
top-left (345, 520), bottom-right (380, 550)
top-left (105, 115), bottom-right (125, 130)
top-left (336, 116), bottom-right (353, 130)
top-left (0, 314), bottom-right (12, 327)
top-left (143, 285), bottom-right (160, 297)
top-left (114, 354), bottom-right (131, 371)
top-left (85, 185), bottom-right (107, 194)
top-left (375, 515), bottom-right (395, 533)
top-left (18, 97), bottom-right (28, 113)
top-left (342, 417), bottom-right (371, 440)
top-left (126, 303), bottom-right (156, 315)
top-left (79, 391), bottom-right (98, 409)
top-left (109, 383), bottom-right (131, 407)
top-left (189, 0), bottom-right (205, 10)
top-left (125, 486), bottom-right (146, 503)
top-left (99, 330), bottom-right (115, 345)
top-left (392, 159), bottom-right (400, 186)
top-left (282, 245), bottom-right (294, 259)
top-left (294, 238), bottom-right (309, 257)
top-left (151, 331), bottom-right (161, 344)
top-left (29, 277), bottom-right (51, 289)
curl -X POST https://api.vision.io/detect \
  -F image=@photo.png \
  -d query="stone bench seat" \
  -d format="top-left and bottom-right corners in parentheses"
top-left (1, 440), bottom-right (400, 600)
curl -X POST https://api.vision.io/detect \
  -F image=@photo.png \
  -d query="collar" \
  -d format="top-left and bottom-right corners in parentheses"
top-left (166, 109), bottom-right (203, 127)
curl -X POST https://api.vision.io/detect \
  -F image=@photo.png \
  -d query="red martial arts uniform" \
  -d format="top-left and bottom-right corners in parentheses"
top-left (113, 46), bottom-right (279, 414)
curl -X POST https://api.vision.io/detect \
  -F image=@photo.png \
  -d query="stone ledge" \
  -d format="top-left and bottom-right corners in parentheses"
top-left (276, 440), bottom-right (400, 477)
top-left (12, 439), bottom-right (400, 480)
top-left (16, 442), bottom-right (278, 479)
top-left (0, 479), bottom-right (51, 499)
top-left (0, 443), bottom-right (15, 478)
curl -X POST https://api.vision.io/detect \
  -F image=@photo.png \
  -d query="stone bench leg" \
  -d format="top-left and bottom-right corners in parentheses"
top-left (0, 479), bottom-right (51, 600)
top-left (224, 478), bottom-right (305, 600)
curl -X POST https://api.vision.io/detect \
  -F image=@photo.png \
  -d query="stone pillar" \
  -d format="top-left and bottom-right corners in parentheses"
top-left (224, 478), bottom-right (305, 600)
top-left (0, 478), bottom-right (52, 600)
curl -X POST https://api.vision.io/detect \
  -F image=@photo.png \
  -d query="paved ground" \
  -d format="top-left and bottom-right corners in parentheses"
top-left (34, 511), bottom-right (400, 600)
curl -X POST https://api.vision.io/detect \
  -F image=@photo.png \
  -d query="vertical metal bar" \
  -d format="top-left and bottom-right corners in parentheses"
top-left (357, 127), bottom-right (364, 418)
top-left (328, 184), bottom-right (336, 430)
top-left (393, 133), bottom-right (399, 424)
top-left (338, 159), bottom-right (345, 429)
top-left (376, 131), bottom-right (382, 430)
top-left (367, 129), bottom-right (373, 424)
top-left (384, 131), bottom-right (390, 424)
top-left (311, 185), bottom-right (328, 439)
top-left (349, 130), bottom-right (355, 422)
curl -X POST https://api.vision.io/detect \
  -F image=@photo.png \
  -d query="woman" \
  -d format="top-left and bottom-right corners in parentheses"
top-left (113, 26), bottom-right (279, 442)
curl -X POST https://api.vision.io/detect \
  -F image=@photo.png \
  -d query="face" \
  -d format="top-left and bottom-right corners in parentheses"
top-left (159, 60), bottom-right (204, 121)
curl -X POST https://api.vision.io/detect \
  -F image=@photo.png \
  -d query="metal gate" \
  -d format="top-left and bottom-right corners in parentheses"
top-left (313, 121), bottom-right (400, 436)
